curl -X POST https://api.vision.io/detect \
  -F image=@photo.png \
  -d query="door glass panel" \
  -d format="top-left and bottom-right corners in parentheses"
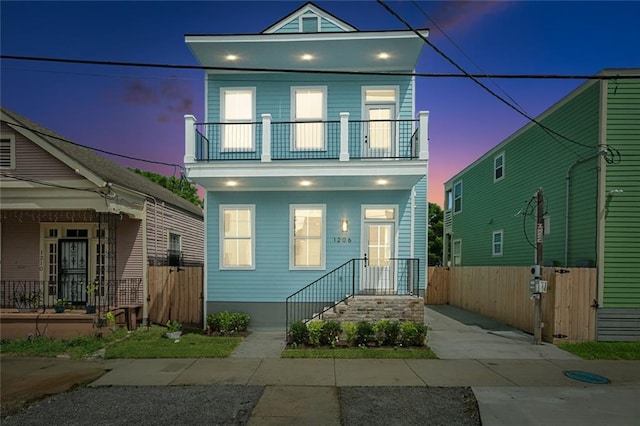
top-left (59, 239), bottom-right (88, 304)
top-left (368, 108), bottom-right (392, 149)
top-left (364, 209), bottom-right (395, 220)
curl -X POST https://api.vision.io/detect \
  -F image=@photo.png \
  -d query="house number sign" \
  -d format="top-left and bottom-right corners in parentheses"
top-left (333, 237), bottom-right (352, 243)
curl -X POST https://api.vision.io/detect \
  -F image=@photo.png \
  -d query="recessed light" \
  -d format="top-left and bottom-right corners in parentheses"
top-left (225, 180), bottom-right (238, 187)
top-left (300, 180), bottom-right (312, 187)
top-left (378, 52), bottom-right (390, 59)
top-left (301, 54), bottom-right (313, 61)
top-left (376, 179), bottom-right (388, 185)
top-left (226, 54), bottom-right (238, 61)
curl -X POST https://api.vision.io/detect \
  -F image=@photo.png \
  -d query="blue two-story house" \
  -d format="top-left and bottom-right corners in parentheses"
top-left (184, 2), bottom-right (429, 329)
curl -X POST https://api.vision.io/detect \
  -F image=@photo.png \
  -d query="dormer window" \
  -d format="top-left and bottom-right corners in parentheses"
top-left (300, 15), bottom-right (319, 33)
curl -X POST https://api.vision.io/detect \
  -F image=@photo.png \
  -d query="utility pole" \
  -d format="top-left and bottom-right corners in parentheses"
top-left (533, 188), bottom-right (544, 345)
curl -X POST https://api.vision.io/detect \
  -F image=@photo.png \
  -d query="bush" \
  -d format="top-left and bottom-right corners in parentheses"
top-left (355, 321), bottom-right (375, 346)
top-left (375, 320), bottom-right (400, 346)
top-left (400, 322), bottom-right (428, 347)
top-left (321, 320), bottom-right (342, 347)
top-left (207, 311), bottom-right (250, 335)
top-left (307, 320), bottom-right (324, 346)
top-left (288, 320), bottom-right (309, 345)
top-left (342, 322), bottom-right (357, 345)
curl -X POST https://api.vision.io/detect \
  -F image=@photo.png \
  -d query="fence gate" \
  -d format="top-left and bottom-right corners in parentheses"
top-left (148, 266), bottom-right (203, 327)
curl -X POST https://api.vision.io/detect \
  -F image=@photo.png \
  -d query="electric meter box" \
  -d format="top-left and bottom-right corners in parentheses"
top-left (529, 279), bottom-right (548, 294)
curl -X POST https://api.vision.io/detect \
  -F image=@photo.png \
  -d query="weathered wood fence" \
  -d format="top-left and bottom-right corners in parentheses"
top-left (425, 266), bottom-right (596, 343)
top-left (148, 266), bottom-right (203, 327)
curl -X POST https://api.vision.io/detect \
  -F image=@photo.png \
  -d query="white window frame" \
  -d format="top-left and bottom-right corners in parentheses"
top-left (290, 204), bottom-right (326, 270)
top-left (299, 14), bottom-right (320, 32)
top-left (492, 230), bottom-right (503, 257)
top-left (0, 134), bottom-right (16, 169)
top-left (452, 238), bottom-right (462, 266)
top-left (494, 151), bottom-right (505, 182)
top-left (291, 86), bottom-right (327, 151)
top-left (219, 205), bottom-right (255, 270)
top-left (453, 181), bottom-right (463, 214)
top-left (220, 87), bottom-right (256, 152)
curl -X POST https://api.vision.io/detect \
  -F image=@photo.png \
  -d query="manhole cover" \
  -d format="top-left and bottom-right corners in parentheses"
top-left (563, 370), bottom-right (610, 384)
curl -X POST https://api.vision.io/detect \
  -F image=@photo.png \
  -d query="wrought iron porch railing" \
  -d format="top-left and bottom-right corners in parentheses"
top-left (194, 119), bottom-right (419, 161)
top-left (285, 257), bottom-right (419, 332)
top-left (1, 279), bottom-right (143, 312)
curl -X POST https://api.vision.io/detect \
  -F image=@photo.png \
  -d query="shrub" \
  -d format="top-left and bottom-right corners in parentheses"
top-left (400, 322), bottom-right (428, 347)
top-left (206, 311), bottom-right (250, 335)
top-left (321, 321), bottom-right (342, 347)
top-left (375, 320), bottom-right (400, 346)
top-left (342, 322), bottom-right (357, 345)
top-left (307, 320), bottom-right (324, 346)
top-left (288, 320), bottom-right (309, 345)
top-left (355, 321), bottom-right (375, 346)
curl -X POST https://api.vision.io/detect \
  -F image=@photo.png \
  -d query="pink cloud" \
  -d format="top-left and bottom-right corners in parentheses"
top-left (419, 1), bottom-right (510, 35)
top-left (122, 77), bottom-right (194, 123)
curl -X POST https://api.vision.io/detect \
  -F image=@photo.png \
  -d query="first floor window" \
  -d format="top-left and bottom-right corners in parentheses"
top-left (291, 205), bottom-right (325, 268)
top-left (221, 205), bottom-right (254, 268)
top-left (452, 239), bottom-right (462, 266)
top-left (492, 231), bottom-right (503, 256)
top-left (168, 232), bottom-right (182, 266)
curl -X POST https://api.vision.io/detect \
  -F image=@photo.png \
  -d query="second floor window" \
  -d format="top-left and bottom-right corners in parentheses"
top-left (292, 87), bottom-right (326, 150)
top-left (221, 88), bottom-right (255, 151)
top-left (494, 152), bottom-right (504, 182)
top-left (453, 181), bottom-right (462, 213)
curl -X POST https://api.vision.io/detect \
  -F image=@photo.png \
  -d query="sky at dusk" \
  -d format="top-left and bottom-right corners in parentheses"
top-left (2, 1), bottom-right (639, 206)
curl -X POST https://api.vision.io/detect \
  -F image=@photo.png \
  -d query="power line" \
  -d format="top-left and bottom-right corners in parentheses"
top-left (2, 119), bottom-right (185, 170)
top-left (1, 54), bottom-right (637, 81)
top-left (376, 0), bottom-right (595, 151)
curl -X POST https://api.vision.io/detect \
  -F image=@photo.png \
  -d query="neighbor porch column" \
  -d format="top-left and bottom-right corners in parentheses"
top-left (184, 115), bottom-right (196, 164)
top-left (340, 112), bottom-right (350, 161)
top-left (418, 111), bottom-right (429, 160)
top-left (261, 113), bottom-right (272, 162)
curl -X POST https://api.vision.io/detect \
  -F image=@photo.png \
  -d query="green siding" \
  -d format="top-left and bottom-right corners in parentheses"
top-left (447, 82), bottom-right (601, 267)
top-left (603, 78), bottom-right (640, 308)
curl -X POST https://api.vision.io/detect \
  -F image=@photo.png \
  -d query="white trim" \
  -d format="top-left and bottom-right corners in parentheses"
top-left (493, 151), bottom-right (505, 182)
top-left (453, 180), bottom-right (463, 214)
top-left (289, 204), bottom-right (326, 270)
top-left (290, 86), bottom-right (328, 151)
top-left (492, 230), bottom-right (504, 256)
top-left (361, 204), bottom-right (399, 262)
top-left (220, 87), bottom-right (256, 152)
top-left (188, 31), bottom-right (428, 44)
top-left (262, 3), bottom-right (357, 33)
top-left (203, 191), bottom-right (208, 325)
top-left (0, 133), bottom-right (16, 169)
top-left (410, 188), bottom-right (415, 258)
top-left (219, 204), bottom-right (255, 270)
top-left (299, 14), bottom-right (320, 33)
top-left (167, 231), bottom-right (183, 252)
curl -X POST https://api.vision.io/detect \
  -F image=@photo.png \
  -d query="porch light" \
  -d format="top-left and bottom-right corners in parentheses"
top-left (301, 54), bottom-right (313, 61)
top-left (225, 54), bottom-right (238, 61)
top-left (299, 180), bottom-right (312, 187)
top-left (376, 179), bottom-right (388, 185)
top-left (225, 180), bottom-right (238, 187)
top-left (341, 219), bottom-right (349, 233)
top-left (377, 52), bottom-right (390, 59)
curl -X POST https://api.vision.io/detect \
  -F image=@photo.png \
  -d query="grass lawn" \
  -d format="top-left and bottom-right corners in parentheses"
top-left (0, 326), bottom-right (242, 359)
top-left (558, 341), bottom-right (640, 360)
top-left (282, 346), bottom-right (438, 359)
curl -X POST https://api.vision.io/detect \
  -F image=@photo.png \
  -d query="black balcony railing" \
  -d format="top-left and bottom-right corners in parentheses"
top-left (285, 257), bottom-right (419, 332)
top-left (193, 119), bottom-right (419, 161)
top-left (1, 279), bottom-right (143, 312)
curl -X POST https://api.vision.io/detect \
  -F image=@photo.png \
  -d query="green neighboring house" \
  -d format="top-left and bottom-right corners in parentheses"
top-left (443, 69), bottom-right (639, 341)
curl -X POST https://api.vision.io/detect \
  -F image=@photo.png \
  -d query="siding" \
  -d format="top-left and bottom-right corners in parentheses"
top-left (117, 216), bottom-right (143, 280)
top-left (447, 82), bottom-right (600, 267)
top-left (603, 78), bottom-right (640, 308)
top-left (271, 16), bottom-right (345, 33)
top-left (206, 189), bottom-right (419, 302)
top-left (146, 200), bottom-right (204, 266)
top-left (0, 215), bottom-right (40, 280)
top-left (1, 122), bottom-right (79, 180)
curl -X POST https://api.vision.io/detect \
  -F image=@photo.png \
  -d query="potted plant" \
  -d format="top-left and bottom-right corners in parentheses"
top-left (54, 298), bottom-right (71, 313)
top-left (86, 281), bottom-right (98, 314)
top-left (166, 320), bottom-right (182, 340)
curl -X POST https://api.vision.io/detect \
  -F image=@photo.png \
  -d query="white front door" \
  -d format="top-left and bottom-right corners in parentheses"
top-left (361, 221), bottom-right (395, 294)
top-left (363, 104), bottom-right (395, 158)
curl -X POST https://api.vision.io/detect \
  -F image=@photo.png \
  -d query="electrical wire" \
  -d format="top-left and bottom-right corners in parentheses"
top-left (1, 54), bottom-right (638, 81)
top-left (376, 0), bottom-right (596, 152)
top-left (1, 172), bottom-right (106, 195)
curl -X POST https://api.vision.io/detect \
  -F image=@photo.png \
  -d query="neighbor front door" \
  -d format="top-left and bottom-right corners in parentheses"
top-left (58, 239), bottom-right (88, 304)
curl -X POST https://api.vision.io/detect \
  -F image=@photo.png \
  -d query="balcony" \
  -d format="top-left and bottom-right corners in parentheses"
top-left (184, 112), bottom-right (428, 191)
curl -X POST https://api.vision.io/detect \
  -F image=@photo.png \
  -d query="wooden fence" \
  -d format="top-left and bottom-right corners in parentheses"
top-left (148, 266), bottom-right (203, 327)
top-left (425, 266), bottom-right (596, 343)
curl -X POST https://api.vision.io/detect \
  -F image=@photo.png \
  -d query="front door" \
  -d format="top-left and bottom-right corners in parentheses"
top-left (363, 104), bottom-right (395, 158)
top-left (58, 239), bottom-right (88, 304)
top-left (361, 221), bottom-right (395, 294)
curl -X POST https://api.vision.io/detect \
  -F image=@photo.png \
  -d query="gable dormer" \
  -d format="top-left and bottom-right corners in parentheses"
top-left (262, 2), bottom-right (357, 34)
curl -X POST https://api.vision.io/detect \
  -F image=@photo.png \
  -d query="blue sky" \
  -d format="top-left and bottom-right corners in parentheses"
top-left (2, 1), bottom-right (639, 205)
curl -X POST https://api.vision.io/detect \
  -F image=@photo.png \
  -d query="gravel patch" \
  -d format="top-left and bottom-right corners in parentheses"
top-left (2, 385), bottom-right (264, 426)
top-left (339, 386), bottom-right (481, 426)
